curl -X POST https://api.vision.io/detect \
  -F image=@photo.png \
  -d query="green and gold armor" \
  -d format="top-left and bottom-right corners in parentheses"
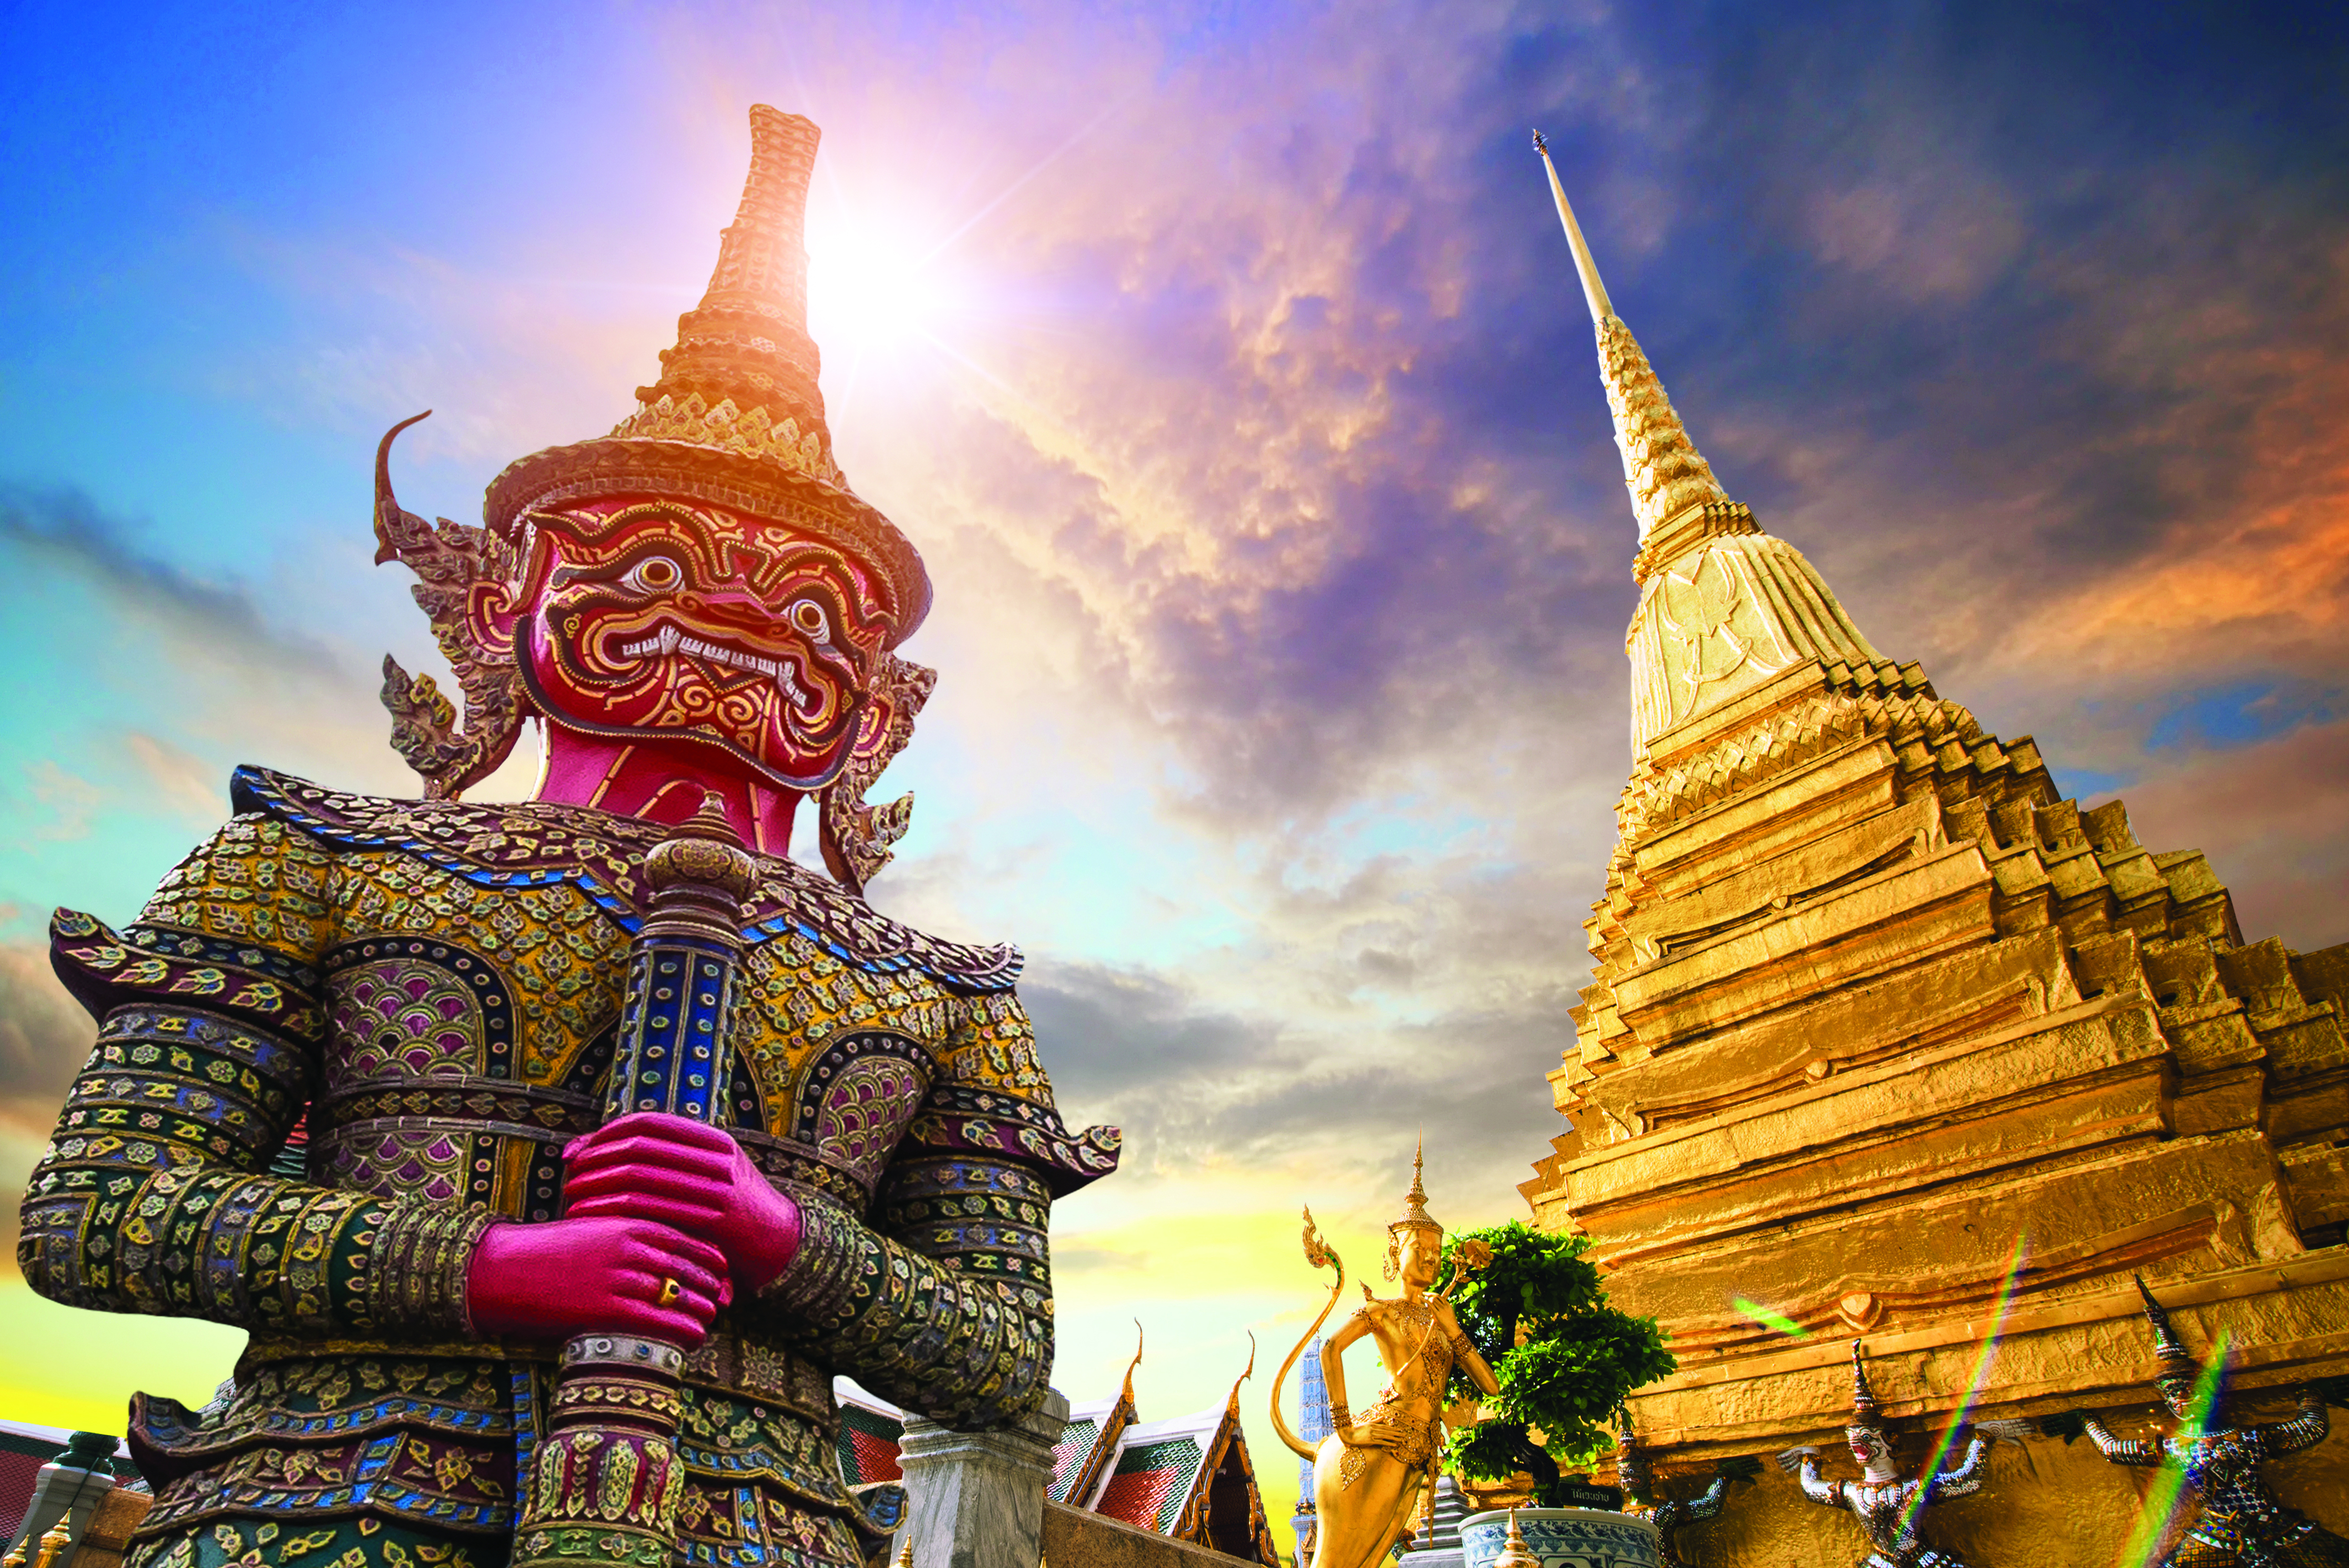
top-left (22, 767), bottom-right (1119, 1568)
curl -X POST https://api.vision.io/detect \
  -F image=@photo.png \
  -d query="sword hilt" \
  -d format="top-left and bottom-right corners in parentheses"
top-left (607, 793), bottom-right (758, 1126)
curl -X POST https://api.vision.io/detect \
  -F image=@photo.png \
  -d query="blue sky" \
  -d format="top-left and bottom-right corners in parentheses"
top-left (5, 0), bottom-right (2348, 1534)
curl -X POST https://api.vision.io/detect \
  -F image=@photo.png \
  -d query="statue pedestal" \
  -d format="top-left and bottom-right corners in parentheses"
top-left (898, 1389), bottom-right (1069, 1568)
top-left (1460, 1510), bottom-right (1659, 1568)
top-left (3, 1435), bottom-right (119, 1565)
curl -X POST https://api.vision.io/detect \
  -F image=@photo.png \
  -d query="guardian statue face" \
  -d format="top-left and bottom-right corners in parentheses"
top-left (1847, 1424), bottom-right (1891, 1472)
top-left (481, 499), bottom-right (897, 789)
top-left (2158, 1374), bottom-right (2206, 1423)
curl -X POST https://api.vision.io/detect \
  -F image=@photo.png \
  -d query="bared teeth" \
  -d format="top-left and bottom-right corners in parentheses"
top-left (618, 625), bottom-right (687, 659)
top-left (617, 624), bottom-right (820, 712)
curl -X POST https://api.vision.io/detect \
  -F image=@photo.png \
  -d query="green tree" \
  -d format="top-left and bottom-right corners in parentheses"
top-left (1440, 1220), bottom-right (1675, 1505)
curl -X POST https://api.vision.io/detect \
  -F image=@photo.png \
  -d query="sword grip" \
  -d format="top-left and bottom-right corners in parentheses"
top-left (606, 802), bottom-right (759, 1126)
top-left (516, 796), bottom-right (759, 1568)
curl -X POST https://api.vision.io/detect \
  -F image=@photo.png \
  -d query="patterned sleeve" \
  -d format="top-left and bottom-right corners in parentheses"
top-left (1927, 1436), bottom-right (1989, 1499)
top-left (747, 986), bottom-right (1117, 1429)
top-left (1683, 1474), bottom-right (1728, 1521)
top-left (1795, 1457), bottom-right (1840, 1508)
top-left (18, 813), bottom-right (495, 1340)
top-left (2255, 1390), bottom-right (2330, 1457)
top-left (2081, 1418), bottom-right (2161, 1467)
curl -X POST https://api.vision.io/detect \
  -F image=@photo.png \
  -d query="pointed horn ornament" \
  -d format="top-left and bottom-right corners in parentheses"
top-left (369, 408), bottom-right (528, 800)
top-left (373, 411), bottom-right (434, 566)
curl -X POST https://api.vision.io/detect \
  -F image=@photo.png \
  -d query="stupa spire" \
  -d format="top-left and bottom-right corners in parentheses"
top-left (1531, 130), bottom-right (1730, 541)
top-left (1532, 129), bottom-right (1612, 323)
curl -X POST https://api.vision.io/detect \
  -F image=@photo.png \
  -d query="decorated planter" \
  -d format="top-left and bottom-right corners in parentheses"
top-left (1460, 1509), bottom-right (1660, 1568)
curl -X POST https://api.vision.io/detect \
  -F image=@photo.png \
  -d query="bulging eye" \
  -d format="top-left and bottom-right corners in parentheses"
top-left (619, 555), bottom-right (685, 594)
top-left (788, 598), bottom-right (832, 643)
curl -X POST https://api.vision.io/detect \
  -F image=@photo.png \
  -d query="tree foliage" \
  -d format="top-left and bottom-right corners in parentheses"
top-left (1439, 1221), bottom-right (1676, 1506)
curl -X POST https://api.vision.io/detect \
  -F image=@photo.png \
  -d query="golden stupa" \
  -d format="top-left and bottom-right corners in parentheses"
top-left (1521, 135), bottom-right (2349, 1562)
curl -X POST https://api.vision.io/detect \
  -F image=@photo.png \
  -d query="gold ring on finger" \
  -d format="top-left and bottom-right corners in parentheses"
top-left (657, 1277), bottom-right (682, 1308)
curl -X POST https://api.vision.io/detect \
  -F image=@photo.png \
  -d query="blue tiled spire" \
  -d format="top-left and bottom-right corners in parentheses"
top-left (1293, 1337), bottom-right (1330, 1561)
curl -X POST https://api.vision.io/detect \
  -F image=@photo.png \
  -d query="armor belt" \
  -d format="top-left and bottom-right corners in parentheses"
top-left (244, 1330), bottom-right (837, 1424)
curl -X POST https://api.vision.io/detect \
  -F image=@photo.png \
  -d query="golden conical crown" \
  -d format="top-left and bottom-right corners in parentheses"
top-left (616, 106), bottom-right (833, 480)
top-left (483, 106), bottom-right (931, 639)
top-left (1389, 1137), bottom-right (1441, 1235)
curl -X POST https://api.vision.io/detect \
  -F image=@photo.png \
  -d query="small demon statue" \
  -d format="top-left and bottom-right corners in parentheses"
top-left (18, 106), bottom-right (1118, 1568)
top-left (2067, 1277), bottom-right (2346, 1566)
top-left (1779, 1342), bottom-right (2008, 1568)
top-left (1615, 1409), bottom-right (1756, 1568)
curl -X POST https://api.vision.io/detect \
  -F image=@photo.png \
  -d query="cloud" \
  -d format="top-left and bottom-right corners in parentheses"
top-left (0, 486), bottom-right (335, 663)
top-left (0, 942), bottom-right (96, 1259)
top-left (2104, 716), bottom-right (2349, 952)
top-left (8, 1), bottom-right (2349, 1491)
top-left (0, 486), bottom-right (422, 794)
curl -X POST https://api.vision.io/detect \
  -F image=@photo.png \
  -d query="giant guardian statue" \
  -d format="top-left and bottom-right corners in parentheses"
top-left (19, 106), bottom-right (1117, 1568)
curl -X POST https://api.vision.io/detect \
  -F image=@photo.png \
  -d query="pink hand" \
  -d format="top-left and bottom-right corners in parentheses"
top-left (466, 1215), bottom-right (730, 1346)
top-left (563, 1112), bottom-right (801, 1293)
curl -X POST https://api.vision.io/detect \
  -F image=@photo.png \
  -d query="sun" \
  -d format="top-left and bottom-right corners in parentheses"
top-left (804, 197), bottom-right (963, 361)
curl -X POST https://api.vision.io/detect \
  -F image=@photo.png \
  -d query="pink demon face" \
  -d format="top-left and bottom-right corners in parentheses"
top-left (497, 500), bottom-right (894, 789)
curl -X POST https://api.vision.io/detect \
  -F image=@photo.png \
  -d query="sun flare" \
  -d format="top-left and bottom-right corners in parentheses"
top-left (805, 198), bottom-right (962, 359)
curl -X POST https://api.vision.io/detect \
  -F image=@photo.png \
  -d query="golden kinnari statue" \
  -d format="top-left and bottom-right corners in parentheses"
top-left (1273, 1147), bottom-right (1499, 1568)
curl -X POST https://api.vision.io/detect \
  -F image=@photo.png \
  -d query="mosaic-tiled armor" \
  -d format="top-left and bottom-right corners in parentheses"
top-left (2077, 1279), bottom-right (2347, 1567)
top-left (24, 768), bottom-right (1116, 1568)
top-left (1615, 1413), bottom-right (1750, 1568)
top-left (1783, 1344), bottom-right (1986, 1568)
top-left (1622, 1481), bottom-right (1726, 1568)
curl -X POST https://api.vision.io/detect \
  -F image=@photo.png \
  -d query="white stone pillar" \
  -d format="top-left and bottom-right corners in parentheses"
top-left (897, 1389), bottom-right (1068, 1568)
top-left (4, 1435), bottom-right (118, 1564)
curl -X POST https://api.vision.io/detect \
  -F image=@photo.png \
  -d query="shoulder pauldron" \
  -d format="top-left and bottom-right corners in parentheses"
top-left (229, 766), bottom-right (1022, 992)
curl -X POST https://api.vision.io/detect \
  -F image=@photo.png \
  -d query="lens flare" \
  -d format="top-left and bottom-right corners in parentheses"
top-left (805, 203), bottom-right (962, 355)
top-left (1897, 1233), bottom-right (2028, 1539)
top-left (2114, 1327), bottom-right (2228, 1568)
top-left (1733, 1298), bottom-right (1808, 1339)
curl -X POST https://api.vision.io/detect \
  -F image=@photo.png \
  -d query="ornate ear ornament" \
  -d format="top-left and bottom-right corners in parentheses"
top-left (373, 412), bottom-right (530, 800)
top-left (818, 652), bottom-right (937, 895)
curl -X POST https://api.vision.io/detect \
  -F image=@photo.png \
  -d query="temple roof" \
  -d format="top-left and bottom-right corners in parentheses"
top-left (830, 1357), bottom-right (1276, 1566)
top-left (833, 1386), bottom-right (906, 1490)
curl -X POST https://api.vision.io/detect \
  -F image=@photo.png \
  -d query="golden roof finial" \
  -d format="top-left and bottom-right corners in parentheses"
top-left (1226, 1330), bottom-right (1258, 1413)
top-left (1118, 1320), bottom-right (1146, 1416)
top-left (1529, 129), bottom-right (1730, 542)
